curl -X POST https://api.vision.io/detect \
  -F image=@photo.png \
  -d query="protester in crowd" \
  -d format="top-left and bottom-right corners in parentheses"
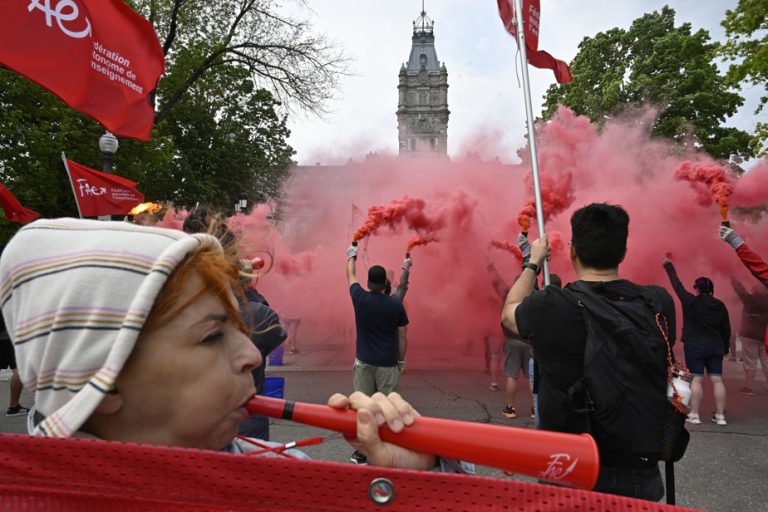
top-left (346, 243), bottom-right (409, 464)
top-left (730, 276), bottom-right (768, 395)
top-left (0, 218), bottom-right (469, 475)
top-left (485, 259), bottom-right (533, 419)
top-left (236, 259), bottom-right (287, 440)
top-left (720, 225), bottom-right (768, 354)
top-left (0, 315), bottom-right (29, 418)
top-left (501, 203), bottom-right (677, 502)
top-left (662, 256), bottom-right (731, 425)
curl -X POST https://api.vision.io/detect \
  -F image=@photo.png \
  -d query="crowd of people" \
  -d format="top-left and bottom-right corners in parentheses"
top-left (0, 202), bottom-right (766, 504)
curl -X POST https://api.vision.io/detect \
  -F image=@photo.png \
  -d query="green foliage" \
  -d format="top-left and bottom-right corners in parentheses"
top-left (0, 0), bottom-right (347, 221)
top-left (721, 0), bottom-right (768, 156)
top-left (544, 6), bottom-right (752, 160)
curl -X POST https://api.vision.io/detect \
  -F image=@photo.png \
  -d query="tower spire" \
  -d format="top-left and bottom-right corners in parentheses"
top-left (413, 1), bottom-right (433, 35)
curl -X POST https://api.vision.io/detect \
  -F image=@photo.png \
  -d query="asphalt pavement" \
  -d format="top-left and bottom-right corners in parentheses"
top-left (1, 346), bottom-right (766, 511)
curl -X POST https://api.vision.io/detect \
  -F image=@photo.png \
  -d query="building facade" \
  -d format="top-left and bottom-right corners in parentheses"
top-left (397, 7), bottom-right (449, 158)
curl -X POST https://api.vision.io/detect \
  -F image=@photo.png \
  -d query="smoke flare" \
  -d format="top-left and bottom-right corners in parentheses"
top-left (406, 234), bottom-right (439, 253)
top-left (673, 161), bottom-right (735, 220)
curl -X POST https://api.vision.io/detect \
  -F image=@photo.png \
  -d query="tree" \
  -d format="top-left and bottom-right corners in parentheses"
top-left (159, 64), bottom-right (294, 208)
top-left (131, 0), bottom-right (348, 122)
top-left (543, 6), bottom-right (752, 160)
top-left (0, 0), bottom-right (344, 221)
top-left (721, 0), bottom-right (768, 156)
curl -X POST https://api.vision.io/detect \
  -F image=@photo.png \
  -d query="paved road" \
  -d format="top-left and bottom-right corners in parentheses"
top-left (1, 358), bottom-right (766, 511)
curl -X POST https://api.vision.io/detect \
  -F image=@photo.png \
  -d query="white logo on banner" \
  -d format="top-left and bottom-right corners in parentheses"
top-left (77, 179), bottom-right (106, 197)
top-left (28, 0), bottom-right (92, 39)
top-left (538, 453), bottom-right (578, 481)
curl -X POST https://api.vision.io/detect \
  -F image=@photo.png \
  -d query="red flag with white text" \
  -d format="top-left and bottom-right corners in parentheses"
top-left (0, 0), bottom-right (165, 140)
top-left (0, 184), bottom-right (40, 224)
top-left (65, 160), bottom-right (144, 217)
top-left (496, 0), bottom-right (573, 84)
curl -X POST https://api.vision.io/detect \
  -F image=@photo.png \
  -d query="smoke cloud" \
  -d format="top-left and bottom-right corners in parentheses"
top-left (168, 107), bottom-right (768, 367)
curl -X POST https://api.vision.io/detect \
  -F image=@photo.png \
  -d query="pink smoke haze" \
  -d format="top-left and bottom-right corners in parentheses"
top-left (172, 107), bottom-right (768, 367)
top-left (731, 160), bottom-right (768, 208)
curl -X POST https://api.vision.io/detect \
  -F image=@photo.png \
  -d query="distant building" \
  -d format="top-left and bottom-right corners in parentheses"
top-left (397, 6), bottom-right (449, 158)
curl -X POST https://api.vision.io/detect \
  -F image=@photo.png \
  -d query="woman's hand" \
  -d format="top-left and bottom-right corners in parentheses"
top-left (327, 391), bottom-right (437, 470)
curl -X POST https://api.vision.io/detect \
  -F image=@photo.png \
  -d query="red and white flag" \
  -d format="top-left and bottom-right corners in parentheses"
top-left (0, 0), bottom-right (165, 140)
top-left (0, 184), bottom-right (40, 224)
top-left (64, 159), bottom-right (144, 217)
top-left (497, 0), bottom-right (573, 84)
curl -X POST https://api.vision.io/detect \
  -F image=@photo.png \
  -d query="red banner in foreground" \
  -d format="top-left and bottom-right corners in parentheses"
top-left (0, 0), bottom-right (165, 140)
top-left (0, 435), bottom-right (700, 511)
top-left (65, 159), bottom-right (143, 217)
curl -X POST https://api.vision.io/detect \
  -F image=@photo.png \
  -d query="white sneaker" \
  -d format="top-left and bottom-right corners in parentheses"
top-left (686, 412), bottom-right (701, 424)
top-left (711, 413), bottom-right (727, 426)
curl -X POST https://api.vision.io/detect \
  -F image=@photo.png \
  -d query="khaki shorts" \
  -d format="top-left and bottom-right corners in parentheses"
top-left (741, 336), bottom-right (767, 372)
top-left (353, 360), bottom-right (400, 396)
top-left (503, 338), bottom-right (531, 379)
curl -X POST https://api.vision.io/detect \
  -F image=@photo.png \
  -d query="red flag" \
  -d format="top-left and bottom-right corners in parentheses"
top-left (497, 0), bottom-right (573, 84)
top-left (65, 160), bottom-right (144, 217)
top-left (0, 184), bottom-right (40, 224)
top-left (0, 0), bottom-right (165, 140)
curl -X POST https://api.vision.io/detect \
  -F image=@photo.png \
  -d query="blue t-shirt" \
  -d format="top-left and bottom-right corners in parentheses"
top-left (350, 283), bottom-right (409, 366)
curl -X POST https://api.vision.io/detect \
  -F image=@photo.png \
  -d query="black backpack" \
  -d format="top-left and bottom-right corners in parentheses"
top-left (562, 281), bottom-right (689, 464)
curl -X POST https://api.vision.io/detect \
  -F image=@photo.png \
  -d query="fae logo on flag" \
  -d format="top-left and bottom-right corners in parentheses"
top-left (76, 179), bottom-right (107, 197)
top-left (27, 0), bottom-right (92, 39)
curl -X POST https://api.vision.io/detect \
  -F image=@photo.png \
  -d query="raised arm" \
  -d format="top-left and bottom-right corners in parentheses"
top-left (662, 257), bottom-right (693, 307)
top-left (346, 244), bottom-right (359, 286)
top-left (393, 256), bottom-right (412, 302)
top-left (501, 236), bottom-right (548, 337)
top-left (721, 226), bottom-right (768, 286)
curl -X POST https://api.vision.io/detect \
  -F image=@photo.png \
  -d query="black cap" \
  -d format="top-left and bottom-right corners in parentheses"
top-left (367, 265), bottom-right (387, 291)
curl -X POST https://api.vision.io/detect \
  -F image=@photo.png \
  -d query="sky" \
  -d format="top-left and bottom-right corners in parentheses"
top-left (283, 0), bottom-right (763, 165)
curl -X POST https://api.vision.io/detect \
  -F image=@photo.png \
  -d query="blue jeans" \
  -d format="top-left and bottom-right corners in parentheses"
top-left (593, 465), bottom-right (664, 502)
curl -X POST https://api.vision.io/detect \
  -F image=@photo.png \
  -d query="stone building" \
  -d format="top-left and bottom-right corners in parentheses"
top-left (397, 6), bottom-right (449, 158)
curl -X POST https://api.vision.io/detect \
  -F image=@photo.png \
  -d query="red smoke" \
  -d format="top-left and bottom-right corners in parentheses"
top-left (153, 106), bottom-right (767, 371)
top-left (353, 196), bottom-right (443, 241)
top-left (731, 161), bottom-right (768, 209)
top-left (673, 161), bottom-right (736, 220)
top-left (489, 239), bottom-right (523, 261)
top-left (406, 234), bottom-right (439, 253)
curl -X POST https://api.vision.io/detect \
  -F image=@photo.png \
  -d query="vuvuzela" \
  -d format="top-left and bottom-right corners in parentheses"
top-left (246, 395), bottom-right (599, 490)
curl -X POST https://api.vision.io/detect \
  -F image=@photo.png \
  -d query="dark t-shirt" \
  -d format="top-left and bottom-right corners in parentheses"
top-left (515, 280), bottom-right (676, 436)
top-left (663, 263), bottom-right (730, 350)
top-left (350, 283), bottom-right (409, 367)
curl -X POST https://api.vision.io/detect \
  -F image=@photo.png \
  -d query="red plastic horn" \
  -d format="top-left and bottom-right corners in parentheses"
top-left (246, 396), bottom-right (599, 490)
top-left (251, 257), bottom-right (265, 271)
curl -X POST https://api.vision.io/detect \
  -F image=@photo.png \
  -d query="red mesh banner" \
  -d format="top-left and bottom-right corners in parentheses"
top-left (0, 434), bottom-right (699, 511)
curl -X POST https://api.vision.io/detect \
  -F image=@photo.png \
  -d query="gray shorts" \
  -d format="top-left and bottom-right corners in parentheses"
top-left (353, 360), bottom-right (399, 396)
top-left (503, 338), bottom-right (531, 379)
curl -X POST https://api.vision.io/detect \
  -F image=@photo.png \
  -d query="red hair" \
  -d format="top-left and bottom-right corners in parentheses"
top-left (142, 246), bottom-right (246, 335)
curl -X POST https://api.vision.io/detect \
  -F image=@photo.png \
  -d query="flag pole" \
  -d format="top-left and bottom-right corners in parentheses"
top-left (512, 0), bottom-right (550, 285)
top-left (61, 152), bottom-right (83, 219)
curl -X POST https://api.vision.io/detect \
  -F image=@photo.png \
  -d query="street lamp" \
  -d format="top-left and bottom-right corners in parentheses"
top-left (237, 193), bottom-right (248, 213)
top-left (98, 131), bottom-right (119, 220)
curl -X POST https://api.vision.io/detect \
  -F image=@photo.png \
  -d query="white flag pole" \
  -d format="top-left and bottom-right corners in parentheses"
top-left (513, 0), bottom-right (550, 285)
top-left (61, 152), bottom-right (83, 219)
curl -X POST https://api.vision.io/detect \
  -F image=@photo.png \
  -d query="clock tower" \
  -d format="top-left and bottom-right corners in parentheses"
top-left (397, 4), bottom-right (449, 158)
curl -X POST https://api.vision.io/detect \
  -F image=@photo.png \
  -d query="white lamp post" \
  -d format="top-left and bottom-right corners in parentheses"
top-left (97, 132), bottom-right (119, 220)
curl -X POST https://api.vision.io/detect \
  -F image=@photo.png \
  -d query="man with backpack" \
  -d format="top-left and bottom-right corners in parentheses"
top-left (501, 203), bottom-right (677, 502)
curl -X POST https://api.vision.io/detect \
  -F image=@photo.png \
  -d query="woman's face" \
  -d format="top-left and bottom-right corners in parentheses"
top-left (115, 272), bottom-right (261, 450)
